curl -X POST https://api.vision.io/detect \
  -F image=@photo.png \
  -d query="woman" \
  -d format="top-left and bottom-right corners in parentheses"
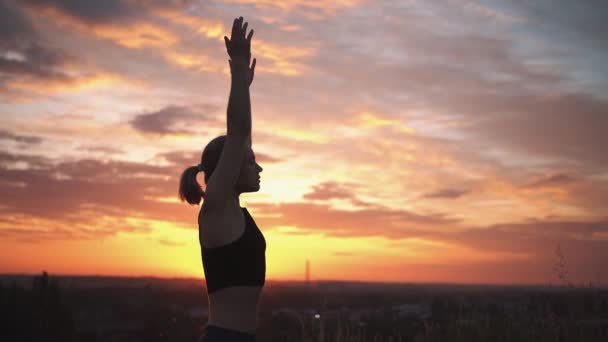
top-left (179, 17), bottom-right (265, 342)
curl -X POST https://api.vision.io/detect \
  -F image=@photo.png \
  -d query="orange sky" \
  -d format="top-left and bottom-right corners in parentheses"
top-left (1, 0), bottom-right (607, 286)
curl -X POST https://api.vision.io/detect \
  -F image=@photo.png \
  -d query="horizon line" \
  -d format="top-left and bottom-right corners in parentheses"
top-left (1, 272), bottom-right (602, 288)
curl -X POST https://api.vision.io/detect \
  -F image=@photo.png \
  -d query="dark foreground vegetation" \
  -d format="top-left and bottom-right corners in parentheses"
top-left (1, 272), bottom-right (607, 341)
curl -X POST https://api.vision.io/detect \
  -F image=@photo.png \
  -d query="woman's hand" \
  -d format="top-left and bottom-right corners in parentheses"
top-left (224, 16), bottom-right (256, 86)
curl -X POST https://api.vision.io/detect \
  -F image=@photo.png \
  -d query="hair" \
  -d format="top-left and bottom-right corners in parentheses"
top-left (179, 135), bottom-right (227, 205)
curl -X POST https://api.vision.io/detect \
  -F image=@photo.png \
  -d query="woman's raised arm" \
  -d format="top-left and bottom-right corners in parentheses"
top-left (202, 17), bottom-right (257, 209)
top-left (224, 16), bottom-right (256, 138)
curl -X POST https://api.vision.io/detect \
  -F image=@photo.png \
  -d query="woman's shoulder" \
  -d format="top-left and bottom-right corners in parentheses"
top-left (198, 203), bottom-right (245, 247)
top-left (199, 201), bottom-right (242, 221)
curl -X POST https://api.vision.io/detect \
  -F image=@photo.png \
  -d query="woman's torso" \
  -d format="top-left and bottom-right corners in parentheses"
top-left (198, 204), bottom-right (264, 334)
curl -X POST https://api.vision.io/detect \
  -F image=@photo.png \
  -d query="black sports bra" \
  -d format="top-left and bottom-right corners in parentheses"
top-left (201, 207), bottom-right (266, 294)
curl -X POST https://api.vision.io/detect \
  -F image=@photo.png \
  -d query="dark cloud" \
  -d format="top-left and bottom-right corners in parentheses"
top-left (0, 150), bottom-right (194, 225)
top-left (158, 150), bottom-right (200, 167)
top-left (289, 1), bottom-right (606, 170)
top-left (523, 173), bottom-right (576, 188)
top-left (441, 219), bottom-right (608, 283)
top-left (0, 130), bottom-right (43, 144)
top-left (303, 181), bottom-right (373, 208)
top-left (508, 0), bottom-right (608, 50)
top-left (328, 52), bottom-right (607, 169)
top-left (250, 202), bottom-right (458, 239)
top-left (422, 188), bottom-right (470, 199)
top-left (303, 182), bottom-right (357, 201)
top-left (453, 220), bottom-right (608, 253)
top-left (471, 92), bottom-right (608, 168)
top-left (130, 104), bottom-right (220, 135)
top-left (0, 0), bottom-right (35, 44)
top-left (76, 145), bottom-right (124, 155)
top-left (21, 0), bottom-right (197, 24)
top-left (245, 200), bottom-right (608, 284)
top-left (0, 145), bottom-right (281, 239)
top-left (0, 0), bottom-right (79, 91)
top-left (22, 0), bottom-right (139, 24)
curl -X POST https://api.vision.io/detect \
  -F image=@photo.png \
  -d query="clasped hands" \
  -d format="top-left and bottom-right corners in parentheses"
top-left (224, 16), bottom-right (256, 86)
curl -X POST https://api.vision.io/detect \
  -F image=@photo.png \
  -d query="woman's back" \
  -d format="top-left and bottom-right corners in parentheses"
top-left (198, 204), bottom-right (266, 334)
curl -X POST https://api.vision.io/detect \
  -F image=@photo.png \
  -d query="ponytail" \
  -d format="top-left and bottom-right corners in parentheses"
top-left (179, 165), bottom-right (205, 205)
top-left (179, 135), bottom-right (226, 206)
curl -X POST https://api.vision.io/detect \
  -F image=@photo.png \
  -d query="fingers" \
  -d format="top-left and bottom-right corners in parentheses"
top-left (231, 17), bottom-right (240, 38)
top-left (237, 17), bottom-right (244, 38)
top-left (230, 17), bottom-right (252, 40)
top-left (226, 17), bottom-right (253, 59)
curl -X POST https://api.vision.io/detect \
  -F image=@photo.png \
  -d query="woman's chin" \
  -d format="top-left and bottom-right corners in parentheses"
top-left (246, 184), bottom-right (260, 192)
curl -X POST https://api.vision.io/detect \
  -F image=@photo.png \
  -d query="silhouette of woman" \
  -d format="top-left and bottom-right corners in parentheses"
top-left (179, 16), bottom-right (265, 342)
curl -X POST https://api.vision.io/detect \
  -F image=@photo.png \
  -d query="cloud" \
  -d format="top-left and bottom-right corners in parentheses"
top-left (422, 188), bottom-right (470, 199)
top-left (0, 214), bottom-right (154, 243)
top-left (303, 181), bottom-right (358, 200)
top-left (76, 145), bottom-right (124, 156)
top-left (0, 130), bottom-right (43, 144)
top-left (157, 238), bottom-right (185, 247)
top-left (91, 23), bottom-right (180, 49)
top-left (245, 199), bottom-right (608, 284)
top-left (1, 148), bottom-right (607, 284)
top-left (4, 72), bottom-right (142, 99)
top-left (471, 93), bottom-right (608, 169)
top-left (0, 145), bottom-right (282, 238)
top-left (0, 0), bottom-right (35, 44)
top-left (157, 150), bottom-right (201, 167)
top-left (0, 150), bottom-right (190, 224)
top-left (21, 0), bottom-right (181, 49)
top-left (130, 104), bottom-right (220, 135)
top-left (507, 0), bottom-right (608, 50)
top-left (441, 219), bottom-right (608, 284)
top-left (297, 2), bottom-right (607, 170)
top-left (0, 1), bottom-right (145, 100)
top-left (154, 7), bottom-right (225, 39)
top-left (222, 0), bottom-right (363, 18)
top-left (250, 201), bottom-right (458, 239)
top-left (22, 0), bottom-right (139, 24)
top-left (0, 1), bottom-right (76, 86)
top-left (255, 152), bottom-right (282, 164)
top-left (523, 173), bottom-right (576, 189)
top-left (302, 181), bottom-right (372, 207)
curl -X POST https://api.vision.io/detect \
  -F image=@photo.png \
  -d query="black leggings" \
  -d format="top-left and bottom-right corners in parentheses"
top-left (199, 324), bottom-right (256, 342)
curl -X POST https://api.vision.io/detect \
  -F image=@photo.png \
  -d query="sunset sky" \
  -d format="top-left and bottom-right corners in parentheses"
top-left (1, 0), bottom-right (607, 285)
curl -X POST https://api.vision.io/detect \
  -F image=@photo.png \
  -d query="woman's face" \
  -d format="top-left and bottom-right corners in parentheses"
top-left (236, 146), bottom-right (263, 193)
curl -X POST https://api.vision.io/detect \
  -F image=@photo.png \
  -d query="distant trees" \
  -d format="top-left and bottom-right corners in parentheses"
top-left (0, 271), bottom-right (75, 341)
